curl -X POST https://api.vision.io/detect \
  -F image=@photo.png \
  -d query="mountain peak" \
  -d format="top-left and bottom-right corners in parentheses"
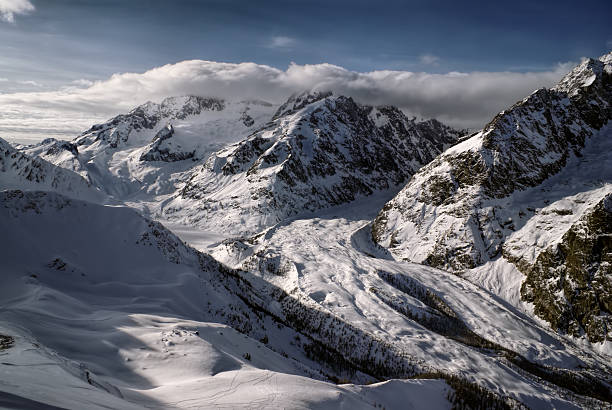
top-left (159, 95), bottom-right (226, 118)
top-left (77, 95), bottom-right (230, 149)
top-left (168, 95), bottom-right (461, 234)
top-left (599, 50), bottom-right (612, 66)
top-left (0, 136), bottom-right (12, 150)
top-left (373, 53), bottom-right (612, 269)
top-left (272, 90), bottom-right (333, 119)
top-left (553, 52), bottom-right (611, 96)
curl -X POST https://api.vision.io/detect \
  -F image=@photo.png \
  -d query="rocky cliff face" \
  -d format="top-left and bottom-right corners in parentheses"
top-left (139, 124), bottom-right (195, 162)
top-left (372, 52), bottom-right (612, 342)
top-left (520, 194), bottom-right (612, 343)
top-left (163, 93), bottom-right (463, 234)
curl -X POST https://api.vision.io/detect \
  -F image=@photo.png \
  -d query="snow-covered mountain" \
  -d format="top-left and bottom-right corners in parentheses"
top-left (20, 96), bottom-right (276, 201)
top-left (163, 92), bottom-right (463, 235)
top-left (0, 137), bottom-right (105, 202)
top-left (372, 52), bottom-right (612, 343)
top-left (3, 54), bottom-right (612, 409)
top-left (20, 92), bottom-right (462, 235)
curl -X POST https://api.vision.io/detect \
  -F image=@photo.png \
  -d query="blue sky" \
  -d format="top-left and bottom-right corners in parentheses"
top-left (1, 0), bottom-right (610, 91)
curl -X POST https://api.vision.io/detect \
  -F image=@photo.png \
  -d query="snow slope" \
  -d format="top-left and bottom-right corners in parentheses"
top-left (0, 190), bottom-right (454, 409)
top-left (3, 189), bottom-right (609, 409)
top-left (205, 192), bottom-right (611, 409)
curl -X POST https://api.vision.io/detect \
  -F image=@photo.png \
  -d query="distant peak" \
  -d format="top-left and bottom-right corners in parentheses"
top-left (160, 95), bottom-right (225, 114)
top-left (599, 50), bottom-right (612, 65)
top-left (160, 95), bottom-right (223, 107)
top-left (127, 95), bottom-right (227, 118)
top-left (272, 90), bottom-right (333, 120)
top-left (553, 54), bottom-right (610, 96)
top-left (0, 136), bottom-right (12, 150)
top-left (129, 100), bottom-right (159, 116)
top-left (290, 90), bottom-right (333, 101)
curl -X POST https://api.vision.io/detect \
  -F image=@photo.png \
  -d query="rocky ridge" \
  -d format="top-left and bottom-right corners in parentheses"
top-left (372, 52), bottom-right (612, 342)
top-left (164, 93), bottom-right (463, 234)
top-left (0, 137), bottom-right (104, 202)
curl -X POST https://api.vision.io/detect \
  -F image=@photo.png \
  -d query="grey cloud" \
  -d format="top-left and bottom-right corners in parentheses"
top-left (71, 79), bottom-right (95, 87)
top-left (17, 80), bottom-right (42, 87)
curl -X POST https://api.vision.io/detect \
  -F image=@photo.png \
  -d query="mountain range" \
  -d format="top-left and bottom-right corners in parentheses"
top-left (0, 52), bottom-right (610, 409)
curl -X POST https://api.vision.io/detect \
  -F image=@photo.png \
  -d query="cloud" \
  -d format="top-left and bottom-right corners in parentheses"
top-left (71, 79), bottom-right (95, 87)
top-left (0, 0), bottom-right (35, 23)
top-left (419, 54), bottom-right (440, 66)
top-left (17, 79), bottom-right (42, 87)
top-left (0, 59), bottom-right (575, 142)
top-left (268, 36), bottom-right (296, 48)
top-left (0, 77), bottom-right (8, 82)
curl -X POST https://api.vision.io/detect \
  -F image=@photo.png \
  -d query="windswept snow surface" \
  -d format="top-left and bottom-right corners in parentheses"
top-left (0, 190), bottom-right (452, 410)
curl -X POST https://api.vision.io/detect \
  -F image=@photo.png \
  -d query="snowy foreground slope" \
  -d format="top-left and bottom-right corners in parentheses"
top-left (207, 193), bottom-right (611, 409)
top-left (1, 189), bottom-right (610, 409)
top-left (373, 52), bottom-right (612, 343)
top-left (0, 190), bottom-right (455, 409)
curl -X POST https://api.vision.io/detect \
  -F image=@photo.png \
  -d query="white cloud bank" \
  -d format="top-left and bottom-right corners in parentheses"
top-left (0, 59), bottom-right (574, 143)
top-left (0, 0), bottom-right (34, 23)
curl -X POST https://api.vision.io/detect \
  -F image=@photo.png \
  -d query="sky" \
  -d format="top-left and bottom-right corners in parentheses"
top-left (0, 0), bottom-right (611, 143)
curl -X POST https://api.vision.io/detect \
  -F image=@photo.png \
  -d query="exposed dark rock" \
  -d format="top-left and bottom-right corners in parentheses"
top-left (139, 124), bottom-right (195, 162)
top-left (520, 194), bottom-right (612, 342)
top-left (40, 139), bottom-right (79, 157)
top-left (0, 334), bottom-right (14, 350)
